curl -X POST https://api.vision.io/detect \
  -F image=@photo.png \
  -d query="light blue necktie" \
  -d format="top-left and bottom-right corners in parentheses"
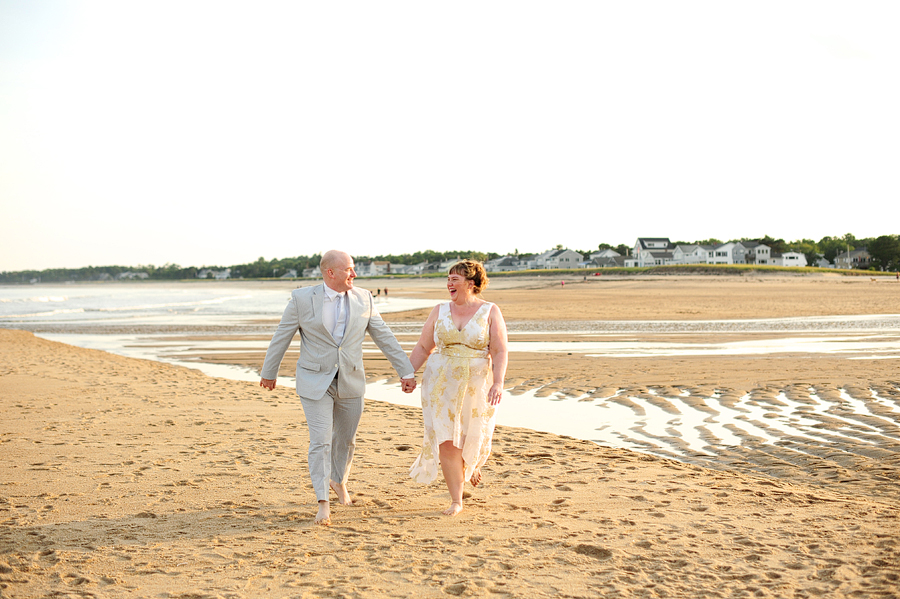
top-left (333, 293), bottom-right (346, 343)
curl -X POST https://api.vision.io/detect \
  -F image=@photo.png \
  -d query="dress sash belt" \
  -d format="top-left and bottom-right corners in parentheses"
top-left (439, 345), bottom-right (489, 359)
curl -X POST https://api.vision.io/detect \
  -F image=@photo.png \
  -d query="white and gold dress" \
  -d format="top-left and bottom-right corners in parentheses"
top-left (410, 302), bottom-right (497, 484)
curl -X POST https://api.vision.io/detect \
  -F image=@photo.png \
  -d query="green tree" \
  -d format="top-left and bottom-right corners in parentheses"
top-left (818, 234), bottom-right (862, 263)
top-left (868, 235), bottom-right (900, 271)
top-left (756, 235), bottom-right (788, 254)
top-left (788, 239), bottom-right (819, 267)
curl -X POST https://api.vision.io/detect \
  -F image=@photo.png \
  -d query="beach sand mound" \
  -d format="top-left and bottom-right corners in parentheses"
top-left (1, 329), bottom-right (898, 598)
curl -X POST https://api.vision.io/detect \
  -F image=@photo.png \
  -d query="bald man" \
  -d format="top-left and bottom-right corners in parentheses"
top-left (260, 250), bottom-right (415, 525)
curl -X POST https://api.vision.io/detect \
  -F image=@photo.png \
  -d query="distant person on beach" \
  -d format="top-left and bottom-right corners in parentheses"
top-left (407, 260), bottom-right (509, 516)
top-left (259, 250), bottom-right (416, 526)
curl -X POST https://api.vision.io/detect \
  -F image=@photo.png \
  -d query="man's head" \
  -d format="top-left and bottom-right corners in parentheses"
top-left (321, 250), bottom-right (356, 292)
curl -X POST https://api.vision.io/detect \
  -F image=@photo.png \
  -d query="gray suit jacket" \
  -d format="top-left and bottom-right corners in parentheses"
top-left (260, 284), bottom-right (413, 400)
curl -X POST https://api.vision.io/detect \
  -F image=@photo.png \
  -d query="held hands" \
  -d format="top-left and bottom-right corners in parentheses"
top-left (488, 383), bottom-right (503, 406)
top-left (260, 378), bottom-right (276, 391)
top-left (401, 377), bottom-right (417, 393)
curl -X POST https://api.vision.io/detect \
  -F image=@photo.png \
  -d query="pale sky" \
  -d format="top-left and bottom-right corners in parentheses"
top-left (1, 1), bottom-right (897, 271)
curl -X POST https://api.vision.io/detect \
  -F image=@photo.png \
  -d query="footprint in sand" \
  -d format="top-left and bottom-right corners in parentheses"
top-left (573, 544), bottom-right (613, 560)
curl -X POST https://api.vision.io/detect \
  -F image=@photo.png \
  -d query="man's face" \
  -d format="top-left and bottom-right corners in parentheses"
top-left (326, 255), bottom-right (356, 292)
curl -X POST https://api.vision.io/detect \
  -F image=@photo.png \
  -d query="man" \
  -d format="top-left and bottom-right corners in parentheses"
top-left (260, 250), bottom-right (416, 525)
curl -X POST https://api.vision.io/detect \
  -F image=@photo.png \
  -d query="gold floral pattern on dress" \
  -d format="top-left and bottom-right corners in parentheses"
top-left (410, 302), bottom-right (496, 484)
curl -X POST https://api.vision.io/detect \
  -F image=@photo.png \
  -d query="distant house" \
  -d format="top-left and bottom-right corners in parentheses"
top-left (814, 255), bottom-right (833, 268)
top-left (672, 244), bottom-right (711, 264)
top-left (356, 261), bottom-right (391, 277)
top-left (730, 243), bottom-right (750, 265)
top-left (439, 258), bottom-right (464, 272)
top-left (589, 248), bottom-right (621, 260)
top-left (279, 269), bottom-right (298, 279)
top-left (353, 261), bottom-right (411, 277)
top-left (633, 238), bottom-right (674, 267)
top-left (303, 266), bottom-right (322, 278)
top-left (485, 255), bottom-right (520, 272)
top-left (773, 252), bottom-right (808, 267)
top-left (116, 271), bottom-right (149, 280)
top-left (197, 268), bottom-right (231, 280)
top-left (738, 241), bottom-right (772, 265)
top-left (403, 261), bottom-right (429, 275)
top-left (402, 261), bottom-right (443, 275)
top-left (388, 263), bottom-right (411, 275)
top-left (515, 254), bottom-right (539, 270)
top-left (707, 242), bottom-right (740, 265)
top-left (835, 248), bottom-right (871, 269)
top-left (587, 255), bottom-right (626, 268)
top-left (535, 249), bottom-right (583, 269)
top-left (531, 249), bottom-right (558, 269)
top-left (585, 249), bottom-right (623, 269)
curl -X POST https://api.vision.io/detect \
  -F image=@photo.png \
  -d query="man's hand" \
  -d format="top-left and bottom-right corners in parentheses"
top-left (260, 378), bottom-right (276, 391)
top-left (401, 378), bottom-right (417, 393)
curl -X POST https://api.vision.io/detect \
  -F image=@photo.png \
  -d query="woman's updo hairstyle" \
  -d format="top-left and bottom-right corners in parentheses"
top-left (448, 260), bottom-right (489, 294)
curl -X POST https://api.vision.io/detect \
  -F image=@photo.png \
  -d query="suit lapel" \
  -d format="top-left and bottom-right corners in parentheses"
top-left (344, 288), bottom-right (354, 328)
top-left (310, 285), bottom-right (327, 332)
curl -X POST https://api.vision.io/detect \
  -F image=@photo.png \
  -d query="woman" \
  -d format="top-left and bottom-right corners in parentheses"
top-left (409, 260), bottom-right (508, 516)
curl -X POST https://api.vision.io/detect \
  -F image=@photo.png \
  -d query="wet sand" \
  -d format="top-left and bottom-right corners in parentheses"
top-left (175, 275), bottom-right (900, 506)
top-left (2, 273), bottom-right (900, 597)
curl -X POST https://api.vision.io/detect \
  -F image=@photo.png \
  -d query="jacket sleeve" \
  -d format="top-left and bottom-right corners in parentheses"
top-left (260, 294), bottom-right (300, 379)
top-left (365, 294), bottom-right (414, 378)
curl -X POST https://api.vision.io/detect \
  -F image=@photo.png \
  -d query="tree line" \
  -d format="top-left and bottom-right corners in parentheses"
top-left (0, 249), bottom-right (500, 283)
top-left (2, 235), bottom-right (898, 284)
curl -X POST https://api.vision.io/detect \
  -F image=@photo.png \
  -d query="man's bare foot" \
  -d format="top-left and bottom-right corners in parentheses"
top-left (443, 501), bottom-right (463, 516)
top-left (315, 501), bottom-right (331, 526)
top-left (329, 481), bottom-right (353, 505)
top-left (470, 469), bottom-right (482, 487)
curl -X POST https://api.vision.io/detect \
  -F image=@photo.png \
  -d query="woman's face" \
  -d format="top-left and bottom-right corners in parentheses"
top-left (447, 273), bottom-right (474, 301)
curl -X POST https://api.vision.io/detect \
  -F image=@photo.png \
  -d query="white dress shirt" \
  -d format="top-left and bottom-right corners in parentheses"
top-left (322, 284), bottom-right (413, 379)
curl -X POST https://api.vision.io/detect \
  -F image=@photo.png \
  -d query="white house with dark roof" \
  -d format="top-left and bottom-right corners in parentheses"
top-left (738, 241), bottom-right (772, 265)
top-left (485, 255), bottom-right (519, 272)
top-left (587, 255), bottom-right (627, 268)
top-left (537, 249), bottom-right (583, 269)
top-left (633, 238), bottom-right (674, 267)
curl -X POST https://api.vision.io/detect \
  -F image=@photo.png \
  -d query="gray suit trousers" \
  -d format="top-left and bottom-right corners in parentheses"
top-left (300, 377), bottom-right (364, 502)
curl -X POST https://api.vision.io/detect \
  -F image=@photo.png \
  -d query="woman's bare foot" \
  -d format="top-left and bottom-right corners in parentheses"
top-left (443, 501), bottom-right (463, 516)
top-left (470, 469), bottom-right (482, 487)
top-left (316, 501), bottom-right (331, 526)
top-left (329, 481), bottom-right (353, 505)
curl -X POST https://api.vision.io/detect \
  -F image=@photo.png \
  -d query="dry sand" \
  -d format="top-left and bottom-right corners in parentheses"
top-left (2, 274), bottom-right (900, 598)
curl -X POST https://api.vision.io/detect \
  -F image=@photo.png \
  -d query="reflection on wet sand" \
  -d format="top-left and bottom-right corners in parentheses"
top-left (35, 309), bottom-right (900, 506)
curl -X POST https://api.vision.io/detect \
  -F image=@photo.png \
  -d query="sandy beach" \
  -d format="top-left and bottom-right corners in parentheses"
top-left (2, 274), bottom-right (899, 598)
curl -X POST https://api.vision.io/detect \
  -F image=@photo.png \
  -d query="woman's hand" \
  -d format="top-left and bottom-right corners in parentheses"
top-left (488, 383), bottom-right (503, 406)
